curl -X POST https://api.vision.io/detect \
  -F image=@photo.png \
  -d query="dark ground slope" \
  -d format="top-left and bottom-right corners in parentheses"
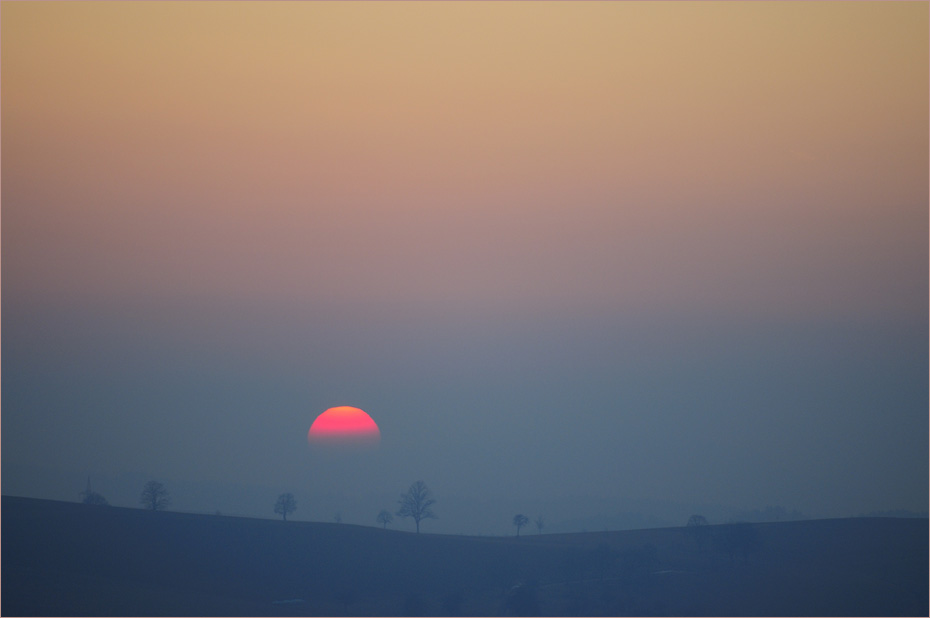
top-left (2, 496), bottom-right (927, 616)
top-left (2, 496), bottom-right (578, 616)
top-left (520, 518), bottom-right (928, 616)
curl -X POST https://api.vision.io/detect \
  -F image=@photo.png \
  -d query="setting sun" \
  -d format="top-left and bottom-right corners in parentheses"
top-left (308, 406), bottom-right (381, 447)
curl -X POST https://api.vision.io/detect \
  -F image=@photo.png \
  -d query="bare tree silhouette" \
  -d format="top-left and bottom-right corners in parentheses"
top-left (140, 481), bottom-right (170, 511)
top-left (513, 514), bottom-right (529, 537)
top-left (274, 493), bottom-right (297, 521)
top-left (396, 480), bottom-right (437, 533)
top-left (534, 515), bottom-right (544, 535)
top-left (376, 509), bottom-right (393, 529)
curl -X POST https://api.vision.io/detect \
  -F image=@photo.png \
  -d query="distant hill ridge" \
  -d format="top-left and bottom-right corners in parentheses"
top-left (3, 495), bottom-right (927, 616)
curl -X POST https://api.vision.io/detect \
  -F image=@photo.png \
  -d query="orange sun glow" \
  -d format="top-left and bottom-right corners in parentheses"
top-left (307, 406), bottom-right (381, 447)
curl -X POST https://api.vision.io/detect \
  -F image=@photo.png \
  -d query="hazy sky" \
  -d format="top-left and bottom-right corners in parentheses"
top-left (3, 1), bottom-right (927, 534)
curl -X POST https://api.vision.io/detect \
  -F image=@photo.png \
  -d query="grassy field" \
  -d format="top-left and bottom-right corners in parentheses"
top-left (2, 496), bottom-right (926, 616)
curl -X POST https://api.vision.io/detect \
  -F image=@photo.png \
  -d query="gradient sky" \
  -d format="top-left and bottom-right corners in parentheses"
top-left (3, 1), bottom-right (927, 534)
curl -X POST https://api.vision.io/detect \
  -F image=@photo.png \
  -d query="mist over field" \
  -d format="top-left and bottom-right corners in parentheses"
top-left (3, 0), bottom-right (927, 542)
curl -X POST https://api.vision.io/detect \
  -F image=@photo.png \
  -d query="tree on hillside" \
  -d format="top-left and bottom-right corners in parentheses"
top-left (685, 514), bottom-right (709, 552)
top-left (80, 478), bottom-right (109, 506)
top-left (687, 514), bottom-right (708, 526)
top-left (513, 514), bottom-right (529, 537)
top-left (274, 493), bottom-right (297, 521)
top-left (377, 509), bottom-right (394, 529)
top-left (534, 515), bottom-right (544, 534)
top-left (396, 480), bottom-right (437, 533)
top-left (140, 481), bottom-right (170, 511)
top-left (82, 491), bottom-right (109, 506)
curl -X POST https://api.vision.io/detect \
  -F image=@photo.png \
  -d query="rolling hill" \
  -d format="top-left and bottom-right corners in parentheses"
top-left (2, 496), bottom-right (926, 616)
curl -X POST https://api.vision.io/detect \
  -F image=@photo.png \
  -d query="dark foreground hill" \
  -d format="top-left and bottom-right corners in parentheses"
top-left (2, 496), bottom-right (927, 616)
